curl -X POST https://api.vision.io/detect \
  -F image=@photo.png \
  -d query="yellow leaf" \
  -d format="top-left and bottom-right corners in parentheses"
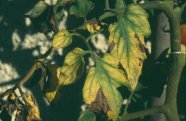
top-left (43, 64), bottom-right (60, 103)
top-left (86, 22), bottom-right (101, 33)
top-left (83, 54), bottom-right (129, 120)
top-left (52, 29), bottom-right (72, 49)
top-left (57, 48), bottom-right (87, 85)
top-left (108, 4), bottom-right (151, 90)
top-left (44, 89), bottom-right (60, 103)
top-left (23, 95), bottom-right (40, 121)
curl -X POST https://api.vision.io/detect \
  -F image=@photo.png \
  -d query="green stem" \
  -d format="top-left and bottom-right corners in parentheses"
top-left (120, 1), bottom-right (185, 121)
top-left (123, 91), bottom-right (135, 115)
top-left (105, 0), bottom-right (110, 9)
top-left (53, 7), bottom-right (59, 33)
top-left (71, 33), bottom-right (92, 51)
top-left (1, 46), bottom-right (53, 99)
top-left (36, 47), bottom-right (54, 60)
top-left (120, 105), bottom-right (167, 121)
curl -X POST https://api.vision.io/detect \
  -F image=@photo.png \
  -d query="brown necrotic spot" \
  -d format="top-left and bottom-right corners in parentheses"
top-left (139, 43), bottom-right (145, 53)
top-left (89, 88), bottom-right (110, 114)
top-left (108, 41), bottom-right (116, 52)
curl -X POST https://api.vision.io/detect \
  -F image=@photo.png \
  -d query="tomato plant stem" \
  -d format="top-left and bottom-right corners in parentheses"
top-left (120, 1), bottom-right (185, 121)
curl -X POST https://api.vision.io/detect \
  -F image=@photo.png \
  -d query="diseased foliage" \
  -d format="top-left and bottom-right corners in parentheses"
top-left (2, 0), bottom-right (186, 121)
top-left (50, 1), bottom-right (150, 120)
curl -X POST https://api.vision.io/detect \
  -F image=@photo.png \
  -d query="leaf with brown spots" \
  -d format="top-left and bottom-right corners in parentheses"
top-left (83, 54), bottom-right (130, 120)
top-left (108, 4), bottom-right (151, 90)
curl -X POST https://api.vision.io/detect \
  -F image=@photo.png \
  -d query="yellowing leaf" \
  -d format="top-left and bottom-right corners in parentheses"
top-left (52, 29), bottom-right (72, 49)
top-left (44, 89), bottom-right (60, 103)
top-left (43, 64), bottom-right (60, 103)
top-left (86, 22), bottom-right (101, 33)
top-left (108, 4), bottom-right (151, 90)
top-left (23, 95), bottom-right (40, 121)
top-left (57, 48), bottom-right (87, 85)
top-left (83, 54), bottom-right (130, 120)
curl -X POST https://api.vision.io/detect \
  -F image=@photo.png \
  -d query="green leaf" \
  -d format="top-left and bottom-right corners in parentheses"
top-left (115, 0), bottom-right (126, 10)
top-left (52, 29), bottom-right (72, 49)
top-left (27, 1), bottom-right (48, 18)
top-left (78, 110), bottom-right (96, 121)
top-left (83, 54), bottom-right (130, 120)
top-left (108, 4), bottom-right (151, 90)
top-left (69, 0), bottom-right (94, 18)
top-left (99, 12), bottom-right (116, 21)
top-left (57, 48), bottom-right (88, 85)
top-left (69, 5), bottom-right (79, 15)
top-left (55, 0), bottom-right (73, 8)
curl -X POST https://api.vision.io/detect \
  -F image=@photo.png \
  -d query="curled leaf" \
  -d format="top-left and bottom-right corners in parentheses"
top-left (43, 64), bottom-right (60, 103)
top-left (23, 95), bottom-right (40, 121)
top-left (57, 48), bottom-right (87, 85)
top-left (86, 22), bottom-right (101, 33)
top-left (52, 29), bottom-right (72, 49)
top-left (44, 89), bottom-right (60, 103)
top-left (26, 1), bottom-right (48, 18)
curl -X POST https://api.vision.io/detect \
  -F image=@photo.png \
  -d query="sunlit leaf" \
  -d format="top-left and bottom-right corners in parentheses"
top-left (108, 4), bottom-right (151, 90)
top-left (78, 109), bottom-right (96, 121)
top-left (23, 95), bottom-right (40, 121)
top-left (86, 21), bottom-right (101, 33)
top-left (52, 29), bottom-right (72, 49)
top-left (83, 54), bottom-right (130, 120)
top-left (69, 0), bottom-right (94, 17)
top-left (45, 89), bottom-right (60, 103)
top-left (57, 48), bottom-right (88, 85)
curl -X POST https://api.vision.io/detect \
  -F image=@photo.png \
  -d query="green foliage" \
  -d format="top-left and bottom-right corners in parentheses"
top-left (78, 110), bottom-right (96, 121)
top-left (70, 0), bottom-right (94, 18)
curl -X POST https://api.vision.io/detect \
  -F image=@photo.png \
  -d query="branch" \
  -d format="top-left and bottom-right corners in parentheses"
top-left (0, 47), bottom-right (53, 99)
top-left (120, 105), bottom-right (167, 121)
top-left (71, 33), bottom-right (92, 51)
top-left (105, 0), bottom-right (110, 9)
top-left (19, 62), bottom-right (40, 86)
top-left (123, 91), bottom-right (134, 115)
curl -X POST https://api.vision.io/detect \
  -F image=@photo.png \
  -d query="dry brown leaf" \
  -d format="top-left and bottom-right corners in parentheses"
top-left (23, 95), bottom-right (41, 121)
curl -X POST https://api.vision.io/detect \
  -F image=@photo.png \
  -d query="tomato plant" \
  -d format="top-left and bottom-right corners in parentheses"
top-left (0, 0), bottom-right (185, 121)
